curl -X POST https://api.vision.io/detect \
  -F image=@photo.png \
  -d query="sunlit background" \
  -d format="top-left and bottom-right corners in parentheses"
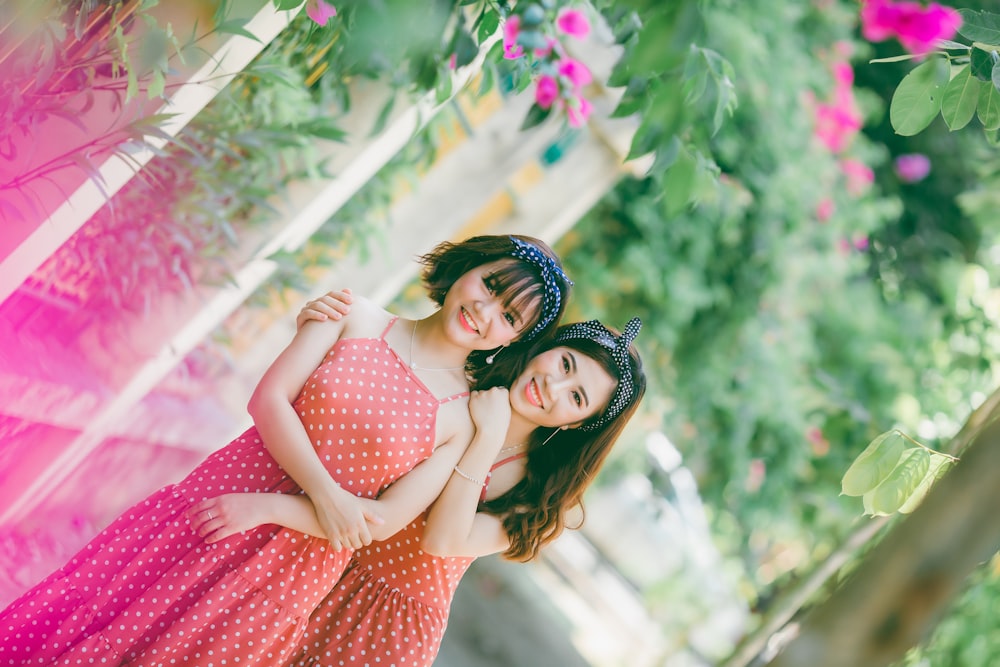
top-left (2, 1), bottom-right (999, 665)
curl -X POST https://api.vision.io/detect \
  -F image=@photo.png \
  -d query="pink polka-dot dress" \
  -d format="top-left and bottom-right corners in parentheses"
top-left (0, 317), bottom-right (466, 666)
top-left (285, 453), bottom-right (526, 667)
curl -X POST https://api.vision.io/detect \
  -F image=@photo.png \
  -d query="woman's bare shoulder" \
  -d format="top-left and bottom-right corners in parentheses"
top-left (338, 294), bottom-right (397, 339)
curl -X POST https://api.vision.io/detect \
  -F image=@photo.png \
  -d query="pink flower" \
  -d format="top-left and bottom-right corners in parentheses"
top-left (853, 234), bottom-right (870, 251)
top-left (558, 58), bottom-right (592, 88)
top-left (895, 3), bottom-right (962, 56)
top-left (556, 8), bottom-right (591, 39)
top-left (503, 15), bottom-right (524, 59)
top-left (832, 62), bottom-right (854, 88)
top-left (860, 0), bottom-right (904, 41)
top-left (894, 153), bottom-right (931, 182)
top-left (305, 0), bottom-right (337, 26)
top-left (806, 428), bottom-right (830, 456)
top-left (566, 96), bottom-right (592, 128)
top-left (813, 102), bottom-right (863, 153)
top-left (816, 198), bottom-right (835, 222)
top-left (535, 75), bottom-right (559, 109)
top-left (448, 53), bottom-right (457, 70)
top-left (860, 0), bottom-right (962, 56)
top-left (840, 158), bottom-right (874, 195)
top-left (745, 459), bottom-right (766, 493)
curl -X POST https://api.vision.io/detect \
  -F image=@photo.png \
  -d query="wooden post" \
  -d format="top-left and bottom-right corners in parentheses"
top-left (768, 407), bottom-right (1000, 667)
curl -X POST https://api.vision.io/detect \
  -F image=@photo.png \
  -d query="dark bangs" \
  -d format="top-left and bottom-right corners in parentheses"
top-left (485, 260), bottom-right (545, 337)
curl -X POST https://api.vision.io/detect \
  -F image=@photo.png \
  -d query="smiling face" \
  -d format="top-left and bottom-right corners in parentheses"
top-left (439, 260), bottom-right (543, 352)
top-left (508, 346), bottom-right (618, 429)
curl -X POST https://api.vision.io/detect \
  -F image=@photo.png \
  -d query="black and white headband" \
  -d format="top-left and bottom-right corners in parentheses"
top-left (555, 317), bottom-right (641, 431)
top-left (509, 237), bottom-right (573, 340)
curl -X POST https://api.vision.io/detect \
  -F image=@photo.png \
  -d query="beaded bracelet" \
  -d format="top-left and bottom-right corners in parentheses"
top-left (452, 465), bottom-right (484, 487)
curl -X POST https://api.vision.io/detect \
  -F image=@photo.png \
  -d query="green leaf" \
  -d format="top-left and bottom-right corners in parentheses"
top-left (273, 0), bottom-right (304, 11)
top-left (298, 119), bottom-right (347, 142)
top-left (662, 145), bottom-right (696, 217)
top-left (898, 453), bottom-right (952, 514)
top-left (214, 18), bottom-right (262, 43)
top-left (937, 39), bottom-right (971, 51)
top-left (477, 11), bottom-right (500, 44)
top-left (368, 94), bottom-right (396, 137)
top-left (889, 58), bottom-right (949, 136)
top-left (147, 69), bottom-right (166, 99)
top-left (841, 430), bottom-right (906, 497)
top-left (520, 103), bottom-right (553, 131)
top-left (994, 59), bottom-right (1000, 93)
top-left (970, 47), bottom-right (996, 82)
top-left (865, 447), bottom-right (930, 516)
top-left (941, 65), bottom-right (981, 130)
top-left (72, 153), bottom-right (110, 202)
top-left (452, 28), bottom-right (478, 69)
top-left (957, 9), bottom-right (1000, 45)
top-left (435, 67), bottom-right (454, 105)
top-left (870, 54), bottom-right (921, 64)
top-left (978, 81), bottom-right (1000, 130)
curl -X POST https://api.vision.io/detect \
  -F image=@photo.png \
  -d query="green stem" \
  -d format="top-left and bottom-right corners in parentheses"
top-left (895, 430), bottom-right (960, 461)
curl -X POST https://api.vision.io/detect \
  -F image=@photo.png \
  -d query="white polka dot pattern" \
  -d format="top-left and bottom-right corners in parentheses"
top-left (285, 515), bottom-right (475, 667)
top-left (0, 323), bottom-right (457, 665)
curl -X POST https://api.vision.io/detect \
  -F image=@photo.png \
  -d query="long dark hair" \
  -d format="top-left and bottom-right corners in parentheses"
top-left (417, 234), bottom-right (570, 367)
top-left (473, 325), bottom-right (647, 562)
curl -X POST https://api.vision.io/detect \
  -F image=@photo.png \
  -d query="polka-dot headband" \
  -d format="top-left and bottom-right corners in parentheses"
top-left (555, 317), bottom-right (642, 431)
top-left (509, 237), bottom-right (573, 340)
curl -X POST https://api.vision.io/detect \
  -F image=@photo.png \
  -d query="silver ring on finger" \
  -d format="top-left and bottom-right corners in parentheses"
top-left (207, 511), bottom-right (213, 521)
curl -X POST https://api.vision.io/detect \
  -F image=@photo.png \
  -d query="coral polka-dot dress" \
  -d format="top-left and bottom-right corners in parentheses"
top-left (0, 317), bottom-right (466, 666)
top-left (286, 453), bottom-right (527, 667)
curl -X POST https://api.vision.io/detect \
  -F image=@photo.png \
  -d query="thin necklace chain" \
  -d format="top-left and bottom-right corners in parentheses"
top-left (498, 443), bottom-right (527, 457)
top-left (408, 319), bottom-right (465, 372)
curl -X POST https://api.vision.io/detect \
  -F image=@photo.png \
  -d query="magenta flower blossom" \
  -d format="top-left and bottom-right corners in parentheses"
top-left (305, 0), bottom-right (337, 26)
top-left (860, 0), bottom-right (902, 41)
top-left (558, 58), bottom-right (592, 88)
top-left (860, 0), bottom-right (962, 56)
top-left (556, 8), bottom-right (591, 39)
top-left (503, 15), bottom-right (525, 59)
top-left (894, 153), bottom-right (932, 182)
top-left (535, 75), bottom-right (559, 109)
top-left (814, 102), bottom-right (863, 153)
top-left (840, 158), bottom-right (874, 195)
top-left (816, 198), bottom-right (835, 222)
top-left (895, 3), bottom-right (962, 55)
top-left (566, 96), bottom-right (593, 128)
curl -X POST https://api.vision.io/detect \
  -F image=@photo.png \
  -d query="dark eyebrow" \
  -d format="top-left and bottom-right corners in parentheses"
top-left (568, 352), bottom-right (590, 407)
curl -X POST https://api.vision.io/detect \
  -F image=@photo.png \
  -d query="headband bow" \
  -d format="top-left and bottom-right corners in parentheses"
top-left (509, 237), bottom-right (573, 340)
top-left (554, 317), bottom-right (641, 430)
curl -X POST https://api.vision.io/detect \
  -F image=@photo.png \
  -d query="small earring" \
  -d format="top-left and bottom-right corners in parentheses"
top-left (540, 428), bottom-right (560, 447)
top-left (486, 347), bottom-right (503, 364)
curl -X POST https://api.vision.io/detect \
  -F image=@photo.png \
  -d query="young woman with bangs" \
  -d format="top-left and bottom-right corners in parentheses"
top-left (193, 309), bottom-right (647, 667)
top-left (0, 235), bottom-right (571, 666)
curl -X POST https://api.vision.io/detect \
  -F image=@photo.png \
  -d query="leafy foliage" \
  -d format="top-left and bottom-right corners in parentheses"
top-left (877, 7), bottom-right (1000, 142)
top-left (555, 5), bottom-right (1000, 654)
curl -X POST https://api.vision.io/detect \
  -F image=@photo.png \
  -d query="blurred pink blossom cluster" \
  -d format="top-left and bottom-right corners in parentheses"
top-left (305, 0), bottom-right (337, 25)
top-left (859, 0), bottom-right (962, 56)
top-left (813, 60), bottom-right (863, 154)
top-left (810, 44), bottom-right (874, 245)
top-left (894, 153), bottom-right (932, 182)
top-left (504, 7), bottom-right (595, 128)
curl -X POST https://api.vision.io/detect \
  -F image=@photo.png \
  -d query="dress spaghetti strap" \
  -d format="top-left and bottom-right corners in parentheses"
top-left (481, 451), bottom-right (528, 502)
top-left (379, 315), bottom-right (400, 340)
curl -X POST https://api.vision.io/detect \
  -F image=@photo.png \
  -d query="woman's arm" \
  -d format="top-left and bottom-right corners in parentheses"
top-left (247, 311), bottom-right (381, 551)
top-left (187, 492), bottom-right (380, 544)
top-left (421, 388), bottom-right (516, 558)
